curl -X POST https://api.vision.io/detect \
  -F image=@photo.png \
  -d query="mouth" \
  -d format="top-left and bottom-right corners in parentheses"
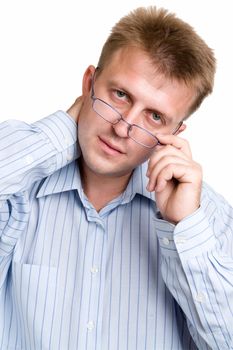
top-left (98, 137), bottom-right (125, 155)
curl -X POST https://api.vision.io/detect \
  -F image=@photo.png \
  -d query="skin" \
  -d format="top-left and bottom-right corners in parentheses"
top-left (67, 47), bottom-right (202, 224)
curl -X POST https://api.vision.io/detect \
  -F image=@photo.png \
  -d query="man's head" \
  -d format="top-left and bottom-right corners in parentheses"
top-left (97, 6), bottom-right (216, 116)
top-left (78, 6), bottom-right (216, 181)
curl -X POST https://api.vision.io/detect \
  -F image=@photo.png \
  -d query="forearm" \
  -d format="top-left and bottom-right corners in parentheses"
top-left (0, 110), bottom-right (79, 200)
top-left (155, 184), bottom-right (233, 349)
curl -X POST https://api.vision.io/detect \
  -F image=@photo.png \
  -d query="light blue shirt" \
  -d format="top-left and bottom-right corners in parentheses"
top-left (0, 111), bottom-right (233, 350)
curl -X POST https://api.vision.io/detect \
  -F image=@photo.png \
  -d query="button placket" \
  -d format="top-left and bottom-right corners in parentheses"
top-left (90, 266), bottom-right (99, 274)
top-left (195, 292), bottom-right (206, 303)
top-left (85, 223), bottom-right (106, 342)
top-left (86, 320), bottom-right (95, 331)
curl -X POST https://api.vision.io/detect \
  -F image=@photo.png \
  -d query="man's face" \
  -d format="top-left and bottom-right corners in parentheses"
top-left (78, 47), bottom-right (195, 179)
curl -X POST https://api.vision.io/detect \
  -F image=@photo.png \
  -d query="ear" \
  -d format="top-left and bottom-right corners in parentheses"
top-left (82, 65), bottom-right (96, 97)
top-left (175, 123), bottom-right (186, 135)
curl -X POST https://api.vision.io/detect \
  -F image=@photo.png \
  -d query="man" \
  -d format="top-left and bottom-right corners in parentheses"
top-left (0, 6), bottom-right (232, 350)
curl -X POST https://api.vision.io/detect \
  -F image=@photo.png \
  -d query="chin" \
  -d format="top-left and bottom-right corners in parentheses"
top-left (80, 151), bottom-right (135, 178)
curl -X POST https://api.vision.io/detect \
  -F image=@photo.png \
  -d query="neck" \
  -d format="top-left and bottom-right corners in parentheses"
top-left (78, 158), bottom-right (132, 212)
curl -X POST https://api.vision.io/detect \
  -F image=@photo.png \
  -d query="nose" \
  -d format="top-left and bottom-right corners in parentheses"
top-left (112, 106), bottom-right (139, 138)
top-left (112, 117), bottom-right (131, 138)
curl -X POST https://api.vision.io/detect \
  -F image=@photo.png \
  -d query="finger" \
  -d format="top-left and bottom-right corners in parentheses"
top-left (147, 156), bottom-right (190, 191)
top-left (155, 161), bottom-right (202, 193)
top-left (154, 163), bottom-right (191, 192)
top-left (155, 134), bottom-right (192, 158)
top-left (147, 144), bottom-right (190, 177)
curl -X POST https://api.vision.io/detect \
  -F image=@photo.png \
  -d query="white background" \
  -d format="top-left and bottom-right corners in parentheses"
top-left (0, 0), bottom-right (232, 203)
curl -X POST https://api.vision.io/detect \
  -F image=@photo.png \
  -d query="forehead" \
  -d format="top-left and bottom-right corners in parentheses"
top-left (98, 47), bottom-right (196, 120)
top-left (100, 46), bottom-right (155, 83)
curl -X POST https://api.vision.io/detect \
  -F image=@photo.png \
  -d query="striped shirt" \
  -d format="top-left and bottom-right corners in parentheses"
top-left (0, 111), bottom-right (233, 350)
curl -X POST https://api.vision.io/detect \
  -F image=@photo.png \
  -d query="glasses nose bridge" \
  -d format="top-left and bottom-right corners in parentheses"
top-left (112, 114), bottom-right (133, 139)
top-left (115, 114), bottom-right (132, 132)
top-left (116, 113), bottom-right (132, 128)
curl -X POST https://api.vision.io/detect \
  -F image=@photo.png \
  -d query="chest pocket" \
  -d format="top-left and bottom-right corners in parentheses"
top-left (12, 262), bottom-right (58, 349)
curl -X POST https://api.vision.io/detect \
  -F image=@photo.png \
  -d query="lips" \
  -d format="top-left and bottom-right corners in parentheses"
top-left (99, 137), bottom-right (125, 154)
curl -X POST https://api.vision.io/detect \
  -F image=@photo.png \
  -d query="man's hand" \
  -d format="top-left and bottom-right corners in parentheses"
top-left (146, 134), bottom-right (202, 224)
top-left (66, 96), bottom-right (83, 123)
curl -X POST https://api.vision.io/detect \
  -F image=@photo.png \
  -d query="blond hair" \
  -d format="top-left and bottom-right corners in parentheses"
top-left (97, 6), bottom-right (216, 115)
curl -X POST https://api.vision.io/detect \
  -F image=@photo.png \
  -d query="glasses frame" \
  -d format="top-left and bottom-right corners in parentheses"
top-left (91, 68), bottom-right (183, 149)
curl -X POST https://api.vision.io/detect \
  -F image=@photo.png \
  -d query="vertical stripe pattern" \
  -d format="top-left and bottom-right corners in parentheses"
top-left (0, 111), bottom-right (233, 349)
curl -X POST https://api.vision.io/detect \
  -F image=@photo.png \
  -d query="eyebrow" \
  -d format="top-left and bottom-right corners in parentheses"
top-left (105, 79), bottom-right (174, 122)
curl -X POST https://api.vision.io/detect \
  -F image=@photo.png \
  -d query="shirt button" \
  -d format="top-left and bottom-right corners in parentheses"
top-left (87, 320), bottom-right (95, 330)
top-left (64, 137), bottom-right (70, 146)
top-left (195, 292), bottom-right (206, 303)
top-left (176, 236), bottom-right (187, 244)
top-left (162, 237), bottom-right (170, 246)
top-left (66, 153), bottom-right (73, 161)
top-left (90, 266), bottom-right (99, 274)
top-left (25, 155), bottom-right (34, 165)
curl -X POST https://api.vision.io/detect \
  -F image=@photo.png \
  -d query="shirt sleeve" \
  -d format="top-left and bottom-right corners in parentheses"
top-left (0, 110), bottom-right (79, 201)
top-left (0, 110), bottom-right (79, 287)
top-left (154, 182), bottom-right (233, 350)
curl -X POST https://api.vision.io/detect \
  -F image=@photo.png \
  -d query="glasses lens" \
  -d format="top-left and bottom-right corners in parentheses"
top-left (129, 125), bottom-right (159, 148)
top-left (93, 99), bottom-right (120, 123)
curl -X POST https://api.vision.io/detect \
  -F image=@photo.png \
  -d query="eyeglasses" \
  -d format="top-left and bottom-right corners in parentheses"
top-left (91, 69), bottom-right (183, 148)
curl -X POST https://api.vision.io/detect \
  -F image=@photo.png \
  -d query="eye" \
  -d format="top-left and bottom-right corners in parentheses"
top-left (116, 90), bottom-right (127, 98)
top-left (151, 112), bottom-right (162, 122)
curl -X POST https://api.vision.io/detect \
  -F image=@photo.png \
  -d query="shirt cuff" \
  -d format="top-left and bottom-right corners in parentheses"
top-left (154, 205), bottom-right (217, 259)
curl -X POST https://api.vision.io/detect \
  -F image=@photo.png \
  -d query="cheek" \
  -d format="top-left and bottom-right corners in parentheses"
top-left (129, 146), bottom-right (153, 166)
top-left (77, 105), bottom-right (105, 150)
top-left (77, 109), bottom-right (93, 150)
top-left (79, 100), bottom-right (91, 123)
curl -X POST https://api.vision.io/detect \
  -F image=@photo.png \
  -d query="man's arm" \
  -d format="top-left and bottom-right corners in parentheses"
top-left (0, 110), bottom-right (79, 199)
top-left (155, 183), bottom-right (233, 349)
top-left (147, 133), bottom-right (233, 348)
top-left (0, 106), bottom-right (81, 289)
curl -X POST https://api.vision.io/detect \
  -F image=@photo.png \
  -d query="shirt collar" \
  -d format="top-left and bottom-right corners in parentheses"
top-left (121, 161), bottom-right (155, 204)
top-left (36, 160), bottom-right (155, 203)
top-left (36, 161), bottom-right (81, 198)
